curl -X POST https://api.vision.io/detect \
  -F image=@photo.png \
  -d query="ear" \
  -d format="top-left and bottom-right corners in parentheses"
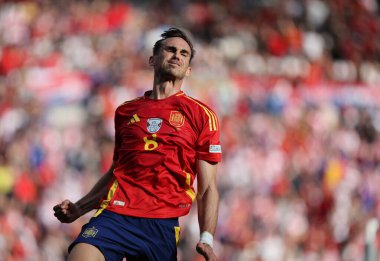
top-left (149, 56), bottom-right (154, 66)
top-left (185, 66), bottom-right (192, 77)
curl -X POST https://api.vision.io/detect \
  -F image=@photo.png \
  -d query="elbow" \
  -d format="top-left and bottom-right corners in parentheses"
top-left (197, 182), bottom-right (219, 201)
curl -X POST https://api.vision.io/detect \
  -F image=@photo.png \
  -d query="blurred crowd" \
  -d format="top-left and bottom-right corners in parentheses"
top-left (1, 0), bottom-right (380, 260)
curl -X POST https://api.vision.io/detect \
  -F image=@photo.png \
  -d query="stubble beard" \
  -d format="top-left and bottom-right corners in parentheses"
top-left (156, 64), bottom-right (186, 82)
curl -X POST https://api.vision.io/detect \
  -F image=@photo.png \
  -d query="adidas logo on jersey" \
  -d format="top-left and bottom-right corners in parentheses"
top-left (128, 114), bottom-right (140, 125)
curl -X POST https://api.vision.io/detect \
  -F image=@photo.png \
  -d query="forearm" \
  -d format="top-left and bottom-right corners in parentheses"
top-left (197, 182), bottom-right (219, 235)
top-left (75, 164), bottom-right (114, 215)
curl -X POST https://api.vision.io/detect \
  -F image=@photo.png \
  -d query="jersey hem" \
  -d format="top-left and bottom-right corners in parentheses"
top-left (104, 207), bottom-right (191, 219)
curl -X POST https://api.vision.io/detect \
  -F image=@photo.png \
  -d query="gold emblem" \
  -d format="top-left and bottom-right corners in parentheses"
top-left (82, 227), bottom-right (98, 238)
top-left (169, 111), bottom-right (185, 128)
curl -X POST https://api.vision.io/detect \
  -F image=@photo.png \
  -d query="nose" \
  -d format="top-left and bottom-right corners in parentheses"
top-left (172, 51), bottom-right (181, 59)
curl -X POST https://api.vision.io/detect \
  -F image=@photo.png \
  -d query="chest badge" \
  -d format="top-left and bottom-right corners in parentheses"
top-left (147, 118), bottom-right (162, 133)
top-left (169, 111), bottom-right (185, 128)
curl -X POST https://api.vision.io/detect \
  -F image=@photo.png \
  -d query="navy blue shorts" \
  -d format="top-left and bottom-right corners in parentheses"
top-left (69, 210), bottom-right (180, 261)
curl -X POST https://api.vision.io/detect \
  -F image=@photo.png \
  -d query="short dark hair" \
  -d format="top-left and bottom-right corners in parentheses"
top-left (153, 27), bottom-right (195, 62)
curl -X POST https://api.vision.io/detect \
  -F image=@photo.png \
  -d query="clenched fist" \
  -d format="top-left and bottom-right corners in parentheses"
top-left (53, 200), bottom-right (81, 223)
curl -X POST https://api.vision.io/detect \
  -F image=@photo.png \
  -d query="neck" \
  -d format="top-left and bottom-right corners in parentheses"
top-left (150, 76), bottom-right (183, 99)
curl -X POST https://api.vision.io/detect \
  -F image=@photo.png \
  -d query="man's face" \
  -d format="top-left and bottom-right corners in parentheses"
top-left (151, 37), bottom-right (192, 80)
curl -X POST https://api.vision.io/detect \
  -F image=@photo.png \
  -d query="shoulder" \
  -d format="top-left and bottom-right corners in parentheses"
top-left (116, 96), bottom-right (144, 112)
top-left (180, 94), bottom-right (219, 131)
top-left (180, 94), bottom-right (217, 115)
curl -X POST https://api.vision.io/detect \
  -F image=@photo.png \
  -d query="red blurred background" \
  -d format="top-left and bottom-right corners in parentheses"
top-left (1, 0), bottom-right (380, 260)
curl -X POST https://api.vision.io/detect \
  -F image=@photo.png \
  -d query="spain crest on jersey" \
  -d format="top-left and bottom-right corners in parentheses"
top-left (147, 118), bottom-right (162, 133)
top-left (169, 111), bottom-right (185, 128)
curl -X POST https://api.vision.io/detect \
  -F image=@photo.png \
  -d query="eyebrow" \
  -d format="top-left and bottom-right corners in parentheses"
top-left (165, 45), bottom-right (190, 55)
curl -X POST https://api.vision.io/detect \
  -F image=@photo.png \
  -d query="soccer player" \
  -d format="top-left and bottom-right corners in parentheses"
top-left (53, 27), bottom-right (222, 261)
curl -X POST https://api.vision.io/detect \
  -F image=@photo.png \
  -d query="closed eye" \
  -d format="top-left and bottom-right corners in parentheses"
top-left (164, 46), bottom-right (190, 58)
top-left (165, 46), bottom-right (177, 53)
top-left (180, 50), bottom-right (190, 57)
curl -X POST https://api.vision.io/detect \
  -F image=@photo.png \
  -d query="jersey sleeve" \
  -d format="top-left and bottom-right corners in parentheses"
top-left (195, 107), bottom-right (222, 163)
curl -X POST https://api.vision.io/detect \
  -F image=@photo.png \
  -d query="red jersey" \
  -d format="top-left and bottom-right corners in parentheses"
top-left (96, 90), bottom-right (222, 218)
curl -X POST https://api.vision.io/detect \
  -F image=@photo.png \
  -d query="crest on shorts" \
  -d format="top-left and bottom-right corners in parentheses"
top-left (82, 227), bottom-right (98, 238)
top-left (169, 111), bottom-right (185, 128)
top-left (147, 118), bottom-right (162, 133)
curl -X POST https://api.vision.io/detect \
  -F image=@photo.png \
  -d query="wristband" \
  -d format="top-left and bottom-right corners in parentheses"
top-left (199, 231), bottom-right (214, 248)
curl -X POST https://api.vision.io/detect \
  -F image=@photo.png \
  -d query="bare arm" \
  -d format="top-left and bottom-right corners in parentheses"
top-left (196, 159), bottom-right (219, 261)
top-left (53, 162), bottom-right (115, 223)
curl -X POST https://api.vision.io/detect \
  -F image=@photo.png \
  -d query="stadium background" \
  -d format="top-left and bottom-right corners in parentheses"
top-left (1, 0), bottom-right (380, 260)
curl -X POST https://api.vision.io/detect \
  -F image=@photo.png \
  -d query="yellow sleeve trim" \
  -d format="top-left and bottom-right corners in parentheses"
top-left (94, 179), bottom-right (119, 217)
